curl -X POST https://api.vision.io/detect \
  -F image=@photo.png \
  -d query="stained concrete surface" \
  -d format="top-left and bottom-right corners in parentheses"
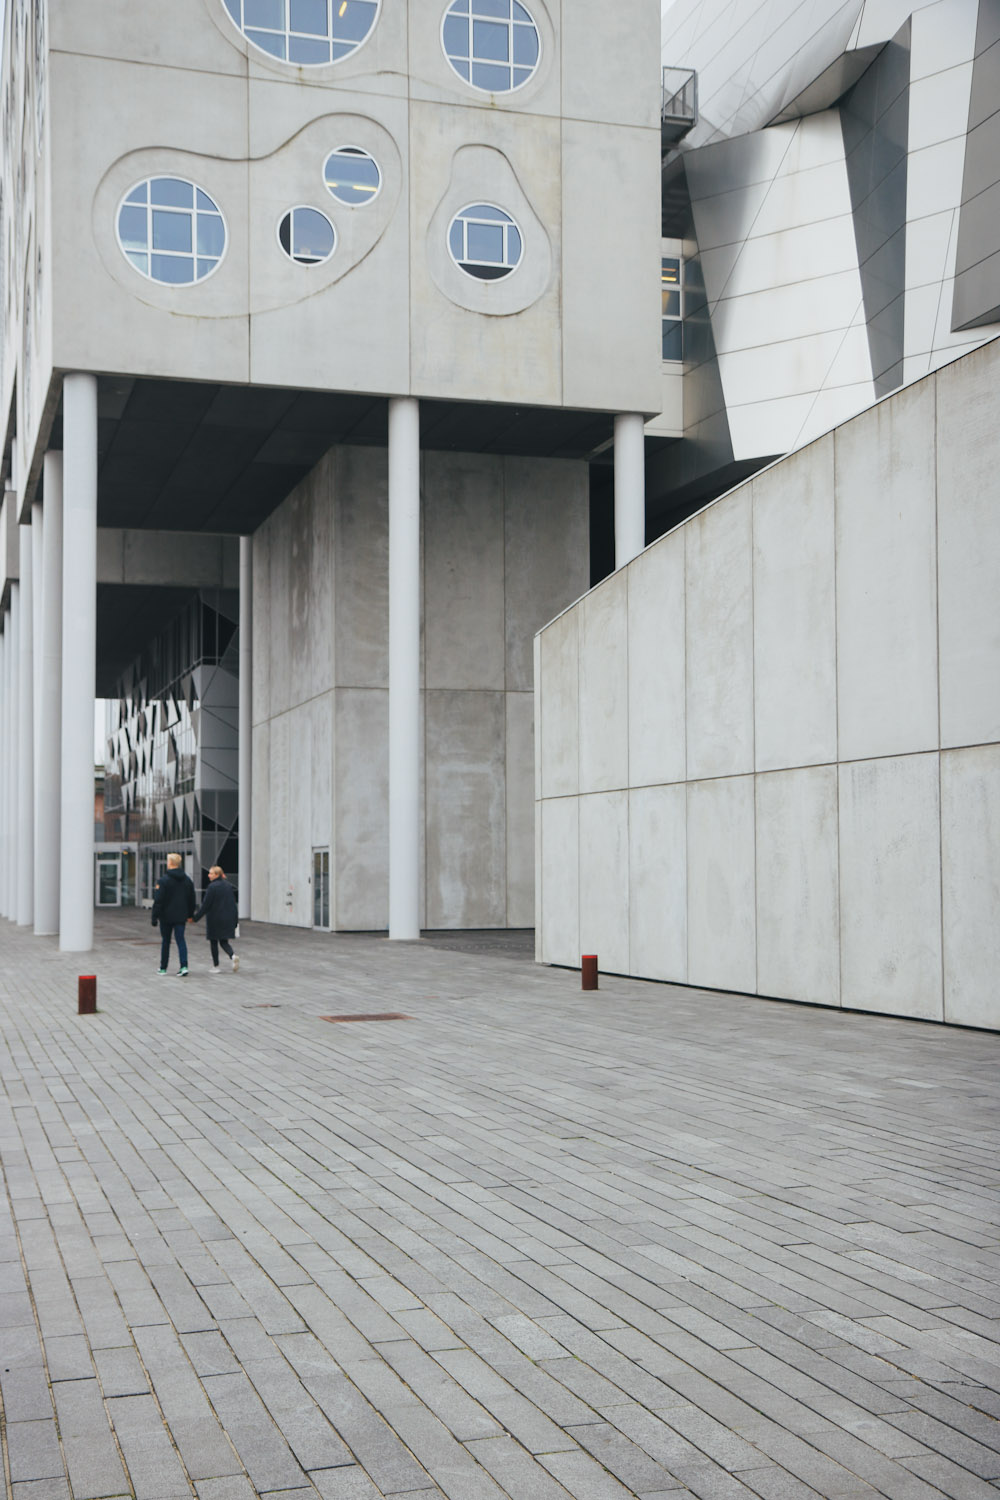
top-left (1, 908), bottom-right (999, 1499)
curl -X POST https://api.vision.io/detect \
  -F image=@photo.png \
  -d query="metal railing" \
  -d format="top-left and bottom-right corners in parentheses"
top-left (662, 66), bottom-right (697, 144)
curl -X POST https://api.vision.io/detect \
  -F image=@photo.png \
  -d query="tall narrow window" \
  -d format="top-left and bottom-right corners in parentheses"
top-left (313, 848), bottom-right (330, 928)
top-left (662, 256), bottom-right (683, 361)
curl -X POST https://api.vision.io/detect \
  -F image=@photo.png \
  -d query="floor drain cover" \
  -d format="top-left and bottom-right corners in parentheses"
top-left (320, 1012), bottom-right (413, 1023)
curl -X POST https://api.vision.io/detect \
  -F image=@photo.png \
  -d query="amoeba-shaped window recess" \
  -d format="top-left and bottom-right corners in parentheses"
top-left (442, 0), bottom-right (540, 92)
top-left (222, 0), bottom-right (379, 65)
top-left (117, 177), bottom-right (226, 284)
top-left (449, 203), bottom-right (522, 280)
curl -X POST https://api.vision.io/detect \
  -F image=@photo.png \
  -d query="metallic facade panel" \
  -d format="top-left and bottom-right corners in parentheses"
top-left (954, 3), bottom-right (1000, 326)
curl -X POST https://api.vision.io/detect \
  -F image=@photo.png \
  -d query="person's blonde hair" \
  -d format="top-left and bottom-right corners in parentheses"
top-left (166, 852), bottom-right (181, 868)
top-left (209, 866), bottom-right (225, 879)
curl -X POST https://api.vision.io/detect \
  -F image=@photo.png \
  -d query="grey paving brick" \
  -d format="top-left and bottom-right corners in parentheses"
top-left (6, 1420), bottom-right (66, 1485)
top-left (10, 1482), bottom-right (74, 1500)
top-left (540, 1448), bottom-right (644, 1499)
top-left (107, 1394), bottom-right (193, 1497)
top-left (94, 1345), bottom-right (151, 1397)
top-left (51, 1379), bottom-right (130, 1498)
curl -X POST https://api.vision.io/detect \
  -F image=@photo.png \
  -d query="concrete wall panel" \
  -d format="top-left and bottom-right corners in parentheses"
top-left (540, 796), bottom-right (578, 966)
top-left (334, 688), bottom-right (388, 931)
top-left (334, 447), bottom-right (389, 689)
top-left (579, 791), bottom-right (629, 976)
top-left (627, 533), bottom-right (685, 788)
top-left (506, 692), bottom-right (535, 928)
top-left (686, 495), bottom-right (754, 780)
top-left (424, 454), bottom-right (505, 691)
top-left (835, 381), bottom-right (939, 760)
top-left (425, 690), bottom-right (506, 928)
top-left (753, 439), bottom-right (837, 771)
top-left (839, 753), bottom-right (943, 1019)
top-left (756, 766), bottom-right (840, 1007)
top-left (578, 571), bottom-right (628, 794)
top-left (629, 783), bottom-right (687, 983)
top-left (687, 775), bottom-right (756, 995)
top-left (538, 607), bottom-right (579, 799)
top-left (935, 343), bottom-right (1000, 747)
top-left (503, 457), bottom-right (589, 693)
top-left (941, 745), bottom-right (1000, 1029)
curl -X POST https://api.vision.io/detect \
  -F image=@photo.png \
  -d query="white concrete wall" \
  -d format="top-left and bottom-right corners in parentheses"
top-left (253, 443), bottom-right (588, 931)
top-left (536, 335), bottom-right (1000, 1029)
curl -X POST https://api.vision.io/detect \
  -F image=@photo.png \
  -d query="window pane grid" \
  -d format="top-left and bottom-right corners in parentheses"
top-left (450, 204), bottom-right (522, 280)
top-left (443, 0), bottom-right (539, 92)
top-left (661, 256), bottom-right (683, 362)
top-left (223, 0), bottom-right (378, 64)
top-left (118, 179), bottom-right (226, 285)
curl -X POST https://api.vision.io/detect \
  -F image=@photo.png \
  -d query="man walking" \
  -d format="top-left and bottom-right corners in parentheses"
top-left (151, 853), bottom-right (197, 976)
top-left (192, 866), bottom-right (240, 975)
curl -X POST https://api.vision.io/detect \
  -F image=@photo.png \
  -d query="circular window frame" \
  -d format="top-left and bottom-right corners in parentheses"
top-left (440, 0), bottom-right (541, 96)
top-left (276, 204), bottom-right (337, 266)
top-left (220, 0), bottom-right (382, 68)
top-left (323, 144), bottom-right (383, 208)
top-left (115, 176), bottom-right (228, 287)
top-left (447, 202), bottom-right (524, 283)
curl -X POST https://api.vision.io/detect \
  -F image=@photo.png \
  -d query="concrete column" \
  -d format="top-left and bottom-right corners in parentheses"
top-left (388, 395), bottom-right (421, 941)
top-left (36, 455), bottom-right (63, 936)
top-left (59, 373), bottom-right (98, 952)
top-left (238, 534), bottom-right (252, 922)
top-left (17, 525), bottom-right (34, 927)
top-left (7, 586), bottom-right (20, 919)
top-left (614, 412), bottom-right (646, 569)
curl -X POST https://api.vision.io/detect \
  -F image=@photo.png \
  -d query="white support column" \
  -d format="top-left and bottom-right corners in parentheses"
top-left (59, 373), bottom-right (98, 953)
top-left (36, 455), bottom-right (63, 936)
top-left (387, 395), bottom-right (421, 941)
top-left (17, 525), bottom-right (34, 927)
top-left (238, 534), bottom-right (252, 922)
top-left (614, 412), bottom-right (646, 569)
top-left (7, 586), bottom-right (20, 919)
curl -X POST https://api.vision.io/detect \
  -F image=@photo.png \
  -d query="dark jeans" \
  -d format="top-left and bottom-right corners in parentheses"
top-left (210, 938), bottom-right (234, 966)
top-left (159, 921), bottom-right (188, 970)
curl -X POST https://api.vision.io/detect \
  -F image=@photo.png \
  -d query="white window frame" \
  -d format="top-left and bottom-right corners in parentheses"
top-left (221, 0), bottom-right (381, 67)
top-left (323, 145), bottom-right (382, 207)
top-left (441, 0), bottom-right (541, 95)
top-left (448, 203), bottom-right (523, 281)
top-left (116, 177), bottom-right (227, 286)
top-left (277, 204), bottom-right (337, 266)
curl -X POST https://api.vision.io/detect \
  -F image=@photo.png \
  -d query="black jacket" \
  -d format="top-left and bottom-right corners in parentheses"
top-left (193, 877), bottom-right (238, 941)
top-left (151, 866), bottom-right (197, 926)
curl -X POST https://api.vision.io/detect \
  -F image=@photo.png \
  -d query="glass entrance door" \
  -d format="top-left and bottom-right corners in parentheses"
top-left (95, 856), bottom-right (122, 907)
top-left (313, 848), bottom-right (330, 929)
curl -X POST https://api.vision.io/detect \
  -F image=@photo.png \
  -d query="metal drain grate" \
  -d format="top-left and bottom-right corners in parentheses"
top-left (320, 1012), bottom-right (413, 1023)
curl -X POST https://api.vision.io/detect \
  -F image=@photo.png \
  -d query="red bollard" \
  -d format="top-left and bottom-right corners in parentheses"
top-left (78, 976), bottom-right (97, 1015)
top-left (581, 954), bottom-right (598, 991)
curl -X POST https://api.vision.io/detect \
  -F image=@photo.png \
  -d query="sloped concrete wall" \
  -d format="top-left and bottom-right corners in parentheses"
top-left (253, 444), bottom-right (588, 931)
top-left (535, 337), bottom-right (1000, 1029)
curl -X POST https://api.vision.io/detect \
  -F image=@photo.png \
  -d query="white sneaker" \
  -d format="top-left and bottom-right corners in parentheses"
top-left (231, 954), bottom-right (240, 973)
top-left (210, 966), bottom-right (221, 976)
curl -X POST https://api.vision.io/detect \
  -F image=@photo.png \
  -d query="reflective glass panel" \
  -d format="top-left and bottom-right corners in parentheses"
top-left (197, 214), bottom-right (226, 256)
top-left (151, 177), bottom-right (193, 208)
top-left (336, 1), bottom-right (378, 42)
top-left (471, 60), bottom-right (510, 89)
top-left (324, 147), bottom-right (381, 205)
top-left (290, 0), bottom-right (326, 33)
top-left (125, 183), bottom-right (148, 205)
top-left (449, 203), bottom-right (522, 279)
top-left (512, 25), bottom-right (537, 64)
top-left (152, 210), bottom-right (192, 253)
top-left (468, 222), bottom-right (504, 262)
top-left (246, 26), bottom-right (286, 55)
top-left (245, 0), bottom-right (285, 24)
top-left (442, 14), bottom-right (468, 56)
top-left (289, 34), bottom-right (328, 60)
top-left (118, 205), bottom-right (147, 251)
top-left (151, 254), bottom-right (195, 283)
top-left (278, 206), bottom-right (335, 263)
top-left (473, 19), bottom-right (508, 60)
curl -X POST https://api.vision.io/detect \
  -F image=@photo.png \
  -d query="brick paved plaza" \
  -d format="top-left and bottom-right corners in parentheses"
top-left (1, 912), bottom-right (999, 1500)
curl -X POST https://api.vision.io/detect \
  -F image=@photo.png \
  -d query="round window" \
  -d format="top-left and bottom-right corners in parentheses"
top-left (221, 0), bottom-right (379, 65)
top-left (324, 146), bottom-right (381, 206)
top-left (117, 178), bottom-right (226, 285)
top-left (278, 206), bottom-right (336, 264)
top-left (448, 203), bottom-right (522, 280)
top-left (441, 0), bottom-right (540, 93)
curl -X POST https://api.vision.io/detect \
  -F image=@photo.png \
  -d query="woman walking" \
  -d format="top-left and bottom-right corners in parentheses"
top-left (192, 866), bottom-right (240, 974)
